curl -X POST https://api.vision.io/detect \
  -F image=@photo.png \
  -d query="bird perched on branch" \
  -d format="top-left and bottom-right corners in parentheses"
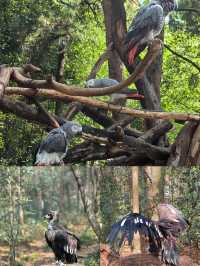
top-left (86, 78), bottom-right (144, 105)
top-left (126, 0), bottom-right (177, 65)
top-left (107, 204), bottom-right (188, 266)
top-left (44, 211), bottom-right (81, 266)
top-left (35, 121), bottom-right (82, 166)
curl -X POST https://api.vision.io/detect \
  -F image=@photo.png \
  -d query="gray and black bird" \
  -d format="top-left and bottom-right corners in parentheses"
top-left (126, 0), bottom-right (177, 65)
top-left (107, 204), bottom-right (188, 266)
top-left (44, 211), bottom-right (81, 266)
top-left (86, 78), bottom-right (144, 105)
top-left (35, 121), bottom-right (82, 166)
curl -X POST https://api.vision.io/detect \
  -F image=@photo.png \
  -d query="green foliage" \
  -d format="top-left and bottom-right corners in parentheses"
top-left (84, 251), bottom-right (100, 266)
top-left (167, 167), bottom-right (200, 247)
top-left (80, 227), bottom-right (97, 245)
top-left (100, 167), bottom-right (132, 241)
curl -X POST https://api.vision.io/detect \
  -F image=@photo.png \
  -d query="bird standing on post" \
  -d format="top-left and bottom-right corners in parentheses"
top-left (126, 0), bottom-right (177, 65)
top-left (35, 121), bottom-right (82, 166)
top-left (107, 204), bottom-right (188, 266)
top-left (44, 211), bottom-right (81, 266)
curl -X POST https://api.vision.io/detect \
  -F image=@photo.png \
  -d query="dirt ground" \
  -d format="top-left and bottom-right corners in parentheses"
top-left (0, 240), bottom-right (97, 266)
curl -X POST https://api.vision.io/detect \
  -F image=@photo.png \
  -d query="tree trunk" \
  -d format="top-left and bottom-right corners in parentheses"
top-left (131, 167), bottom-right (141, 254)
top-left (17, 175), bottom-right (24, 226)
top-left (55, 40), bottom-right (66, 115)
top-left (146, 167), bottom-right (161, 219)
top-left (102, 0), bottom-right (122, 82)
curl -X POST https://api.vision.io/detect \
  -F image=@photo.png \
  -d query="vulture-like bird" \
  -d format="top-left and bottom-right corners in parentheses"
top-left (126, 0), bottom-right (177, 65)
top-left (107, 204), bottom-right (189, 266)
top-left (86, 78), bottom-right (144, 105)
top-left (35, 121), bottom-right (82, 166)
top-left (44, 211), bottom-right (80, 266)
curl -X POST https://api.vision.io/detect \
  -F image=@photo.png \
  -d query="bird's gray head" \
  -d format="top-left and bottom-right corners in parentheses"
top-left (85, 79), bottom-right (96, 88)
top-left (153, 0), bottom-right (178, 13)
top-left (61, 121), bottom-right (82, 138)
top-left (44, 211), bottom-right (59, 223)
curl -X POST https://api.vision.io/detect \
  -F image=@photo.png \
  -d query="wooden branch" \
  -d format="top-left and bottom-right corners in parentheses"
top-left (139, 120), bottom-right (173, 144)
top-left (5, 87), bottom-right (200, 122)
top-left (107, 155), bottom-right (154, 166)
top-left (186, 124), bottom-right (200, 165)
top-left (87, 42), bottom-right (113, 80)
top-left (32, 99), bottom-right (60, 128)
top-left (176, 8), bottom-right (200, 14)
top-left (81, 105), bottom-right (114, 128)
top-left (0, 66), bottom-right (12, 98)
top-left (122, 135), bottom-right (170, 161)
top-left (167, 122), bottom-right (198, 166)
top-left (64, 102), bottom-right (82, 120)
top-left (0, 96), bottom-right (65, 128)
top-left (12, 40), bottom-right (162, 97)
top-left (164, 44), bottom-right (200, 72)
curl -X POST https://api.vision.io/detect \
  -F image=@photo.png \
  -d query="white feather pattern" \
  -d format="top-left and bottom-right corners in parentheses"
top-left (35, 151), bottom-right (66, 165)
top-left (121, 218), bottom-right (127, 227)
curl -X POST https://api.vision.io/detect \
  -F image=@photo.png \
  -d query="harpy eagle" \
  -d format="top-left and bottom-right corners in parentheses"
top-left (126, 0), bottom-right (177, 65)
top-left (35, 121), bottom-right (82, 166)
top-left (44, 211), bottom-right (81, 266)
top-left (86, 78), bottom-right (144, 105)
top-left (107, 204), bottom-right (189, 266)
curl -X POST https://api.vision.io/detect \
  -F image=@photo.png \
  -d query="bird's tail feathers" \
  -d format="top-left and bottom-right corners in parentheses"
top-left (126, 93), bottom-right (144, 100)
top-left (161, 238), bottom-right (179, 266)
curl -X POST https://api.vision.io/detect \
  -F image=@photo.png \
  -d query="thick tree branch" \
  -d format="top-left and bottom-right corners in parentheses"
top-left (0, 96), bottom-right (64, 127)
top-left (0, 66), bottom-right (12, 98)
top-left (176, 8), bottom-right (200, 14)
top-left (5, 87), bottom-right (200, 122)
top-left (32, 98), bottom-right (60, 128)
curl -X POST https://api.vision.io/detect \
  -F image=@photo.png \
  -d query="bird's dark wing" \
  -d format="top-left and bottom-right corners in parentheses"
top-left (55, 224), bottom-right (81, 249)
top-left (45, 231), bottom-right (53, 249)
top-left (39, 128), bottom-right (67, 154)
top-left (54, 230), bottom-right (79, 253)
top-left (107, 213), bottom-right (162, 252)
top-left (126, 4), bottom-right (164, 45)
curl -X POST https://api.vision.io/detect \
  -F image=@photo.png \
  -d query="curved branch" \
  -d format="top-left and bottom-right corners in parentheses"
top-left (12, 40), bottom-right (162, 97)
top-left (0, 66), bottom-right (12, 98)
top-left (176, 8), bottom-right (200, 14)
top-left (5, 87), bottom-right (200, 122)
top-left (164, 44), bottom-right (200, 72)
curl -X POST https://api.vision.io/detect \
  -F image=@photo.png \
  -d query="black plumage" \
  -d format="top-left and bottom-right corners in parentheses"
top-left (107, 204), bottom-right (188, 266)
top-left (44, 211), bottom-right (80, 265)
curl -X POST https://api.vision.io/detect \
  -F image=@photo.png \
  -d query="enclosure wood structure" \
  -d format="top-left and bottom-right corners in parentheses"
top-left (0, 0), bottom-right (200, 166)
